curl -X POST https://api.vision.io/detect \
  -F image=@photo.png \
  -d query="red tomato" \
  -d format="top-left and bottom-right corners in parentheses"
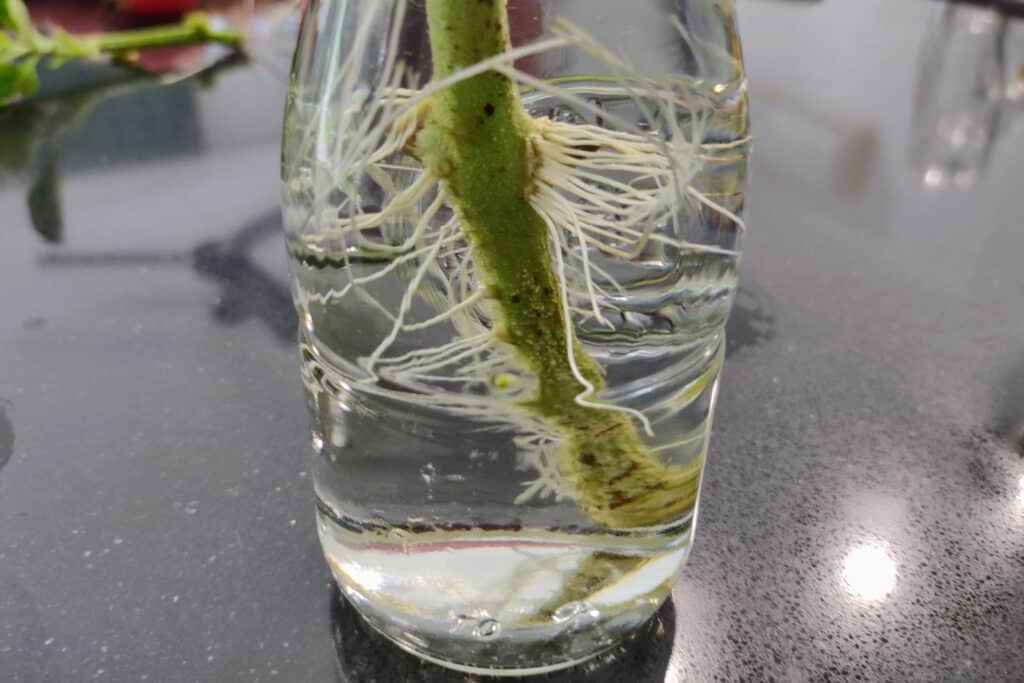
top-left (118, 0), bottom-right (202, 17)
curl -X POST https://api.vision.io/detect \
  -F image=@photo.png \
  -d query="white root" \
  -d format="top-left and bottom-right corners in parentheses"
top-left (546, 211), bottom-right (657, 437)
top-left (287, 2), bottom-right (747, 503)
top-left (362, 218), bottom-right (458, 376)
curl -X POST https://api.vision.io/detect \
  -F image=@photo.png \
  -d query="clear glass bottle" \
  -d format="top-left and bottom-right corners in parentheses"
top-left (281, 0), bottom-right (749, 674)
top-left (911, 4), bottom-right (1009, 188)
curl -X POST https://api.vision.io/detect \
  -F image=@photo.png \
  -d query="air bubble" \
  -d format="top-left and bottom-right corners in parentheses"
top-left (568, 608), bottom-right (601, 633)
top-left (547, 104), bottom-right (585, 125)
top-left (474, 618), bottom-right (501, 640)
top-left (552, 601), bottom-right (584, 623)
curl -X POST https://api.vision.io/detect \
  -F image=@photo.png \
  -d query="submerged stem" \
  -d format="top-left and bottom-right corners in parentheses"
top-left (415, 0), bottom-right (702, 529)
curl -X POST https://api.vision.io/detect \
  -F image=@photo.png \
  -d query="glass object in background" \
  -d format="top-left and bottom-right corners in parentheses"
top-left (281, 0), bottom-right (749, 674)
top-left (911, 3), bottom-right (1015, 188)
top-left (1006, 13), bottom-right (1024, 104)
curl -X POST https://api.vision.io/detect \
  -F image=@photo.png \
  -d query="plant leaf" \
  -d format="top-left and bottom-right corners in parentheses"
top-left (16, 57), bottom-right (37, 94)
top-left (0, 57), bottom-right (38, 104)
top-left (0, 103), bottom-right (40, 171)
top-left (0, 0), bottom-right (32, 37)
top-left (50, 27), bottom-right (100, 62)
top-left (0, 62), bottom-right (21, 103)
top-left (0, 31), bottom-right (30, 62)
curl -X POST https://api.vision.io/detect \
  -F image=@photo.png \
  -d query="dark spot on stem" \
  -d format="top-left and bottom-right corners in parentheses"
top-left (510, 293), bottom-right (521, 304)
top-left (609, 462), bottom-right (639, 485)
top-left (580, 453), bottom-right (597, 466)
top-left (608, 492), bottom-right (641, 511)
top-left (483, 102), bottom-right (495, 117)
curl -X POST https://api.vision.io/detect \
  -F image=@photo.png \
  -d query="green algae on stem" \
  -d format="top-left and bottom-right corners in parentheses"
top-left (415, 0), bottom-right (704, 530)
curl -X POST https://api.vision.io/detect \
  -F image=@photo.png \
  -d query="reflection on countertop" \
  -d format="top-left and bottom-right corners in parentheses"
top-left (841, 542), bottom-right (898, 602)
top-left (0, 57), bottom-right (246, 246)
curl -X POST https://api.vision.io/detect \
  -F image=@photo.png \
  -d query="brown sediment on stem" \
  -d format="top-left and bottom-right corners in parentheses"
top-left (530, 552), bottom-right (680, 624)
top-left (534, 552), bottom-right (651, 621)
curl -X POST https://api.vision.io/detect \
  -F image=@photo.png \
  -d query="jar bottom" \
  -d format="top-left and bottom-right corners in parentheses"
top-left (318, 505), bottom-right (691, 674)
top-left (341, 591), bottom-right (617, 677)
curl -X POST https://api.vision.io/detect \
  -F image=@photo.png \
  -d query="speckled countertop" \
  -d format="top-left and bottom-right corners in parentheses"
top-left (2, 1), bottom-right (1023, 681)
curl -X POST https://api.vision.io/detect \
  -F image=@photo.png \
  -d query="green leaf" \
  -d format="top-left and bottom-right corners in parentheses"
top-left (50, 27), bottom-right (100, 62)
top-left (0, 0), bottom-right (32, 37)
top-left (16, 57), bottom-right (37, 94)
top-left (0, 62), bottom-right (20, 103)
top-left (0, 57), bottom-right (38, 104)
top-left (0, 103), bottom-right (40, 171)
top-left (0, 31), bottom-right (30, 62)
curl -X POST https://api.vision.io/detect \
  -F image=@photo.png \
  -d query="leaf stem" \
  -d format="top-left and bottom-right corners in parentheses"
top-left (2, 2), bottom-right (245, 104)
top-left (91, 13), bottom-right (243, 54)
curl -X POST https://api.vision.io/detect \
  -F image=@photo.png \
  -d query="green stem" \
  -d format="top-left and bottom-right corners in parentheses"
top-left (91, 14), bottom-right (243, 54)
top-left (417, 0), bottom-right (703, 529)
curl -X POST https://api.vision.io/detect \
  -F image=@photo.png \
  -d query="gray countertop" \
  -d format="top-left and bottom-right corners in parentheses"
top-left (2, 1), bottom-right (1023, 681)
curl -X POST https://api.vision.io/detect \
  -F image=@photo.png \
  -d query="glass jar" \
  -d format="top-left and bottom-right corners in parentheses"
top-left (281, 0), bottom-right (749, 674)
top-left (911, 3), bottom-right (1009, 188)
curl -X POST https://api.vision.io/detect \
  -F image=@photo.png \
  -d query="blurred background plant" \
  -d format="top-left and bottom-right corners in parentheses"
top-left (0, 0), bottom-right (254, 104)
top-left (1, 0), bottom-right (293, 243)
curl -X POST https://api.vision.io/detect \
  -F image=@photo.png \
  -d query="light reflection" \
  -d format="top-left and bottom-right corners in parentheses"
top-left (1018, 475), bottom-right (1024, 507)
top-left (842, 543), bottom-right (897, 601)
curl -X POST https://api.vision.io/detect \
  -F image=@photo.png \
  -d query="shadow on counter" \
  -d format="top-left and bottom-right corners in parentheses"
top-left (725, 284), bottom-right (775, 358)
top-left (329, 584), bottom-right (677, 683)
top-left (37, 209), bottom-right (298, 344)
top-left (992, 353), bottom-right (1024, 456)
top-left (0, 401), bottom-right (13, 475)
top-left (0, 56), bottom-right (245, 245)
